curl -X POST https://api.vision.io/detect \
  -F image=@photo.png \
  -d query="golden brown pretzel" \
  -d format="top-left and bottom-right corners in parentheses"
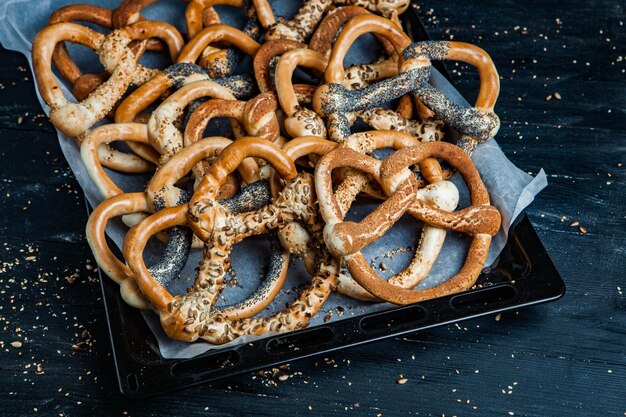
top-left (177, 24), bottom-right (261, 78)
top-left (328, 132), bottom-right (456, 301)
top-left (47, 4), bottom-right (114, 85)
top-left (274, 48), bottom-right (328, 138)
top-left (33, 21), bottom-right (183, 137)
top-left (86, 192), bottom-right (153, 309)
top-left (253, 39), bottom-right (308, 93)
top-left (147, 79), bottom-right (236, 160)
top-left (266, 0), bottom-right (409, 43)
top-left (315, 139), bottom-right (501, 305)
top-left (308, 6), bottom-right (396, 58)
top-left (80, 123), bottom-right (155, 200)
top-left (125, 138), bottom-right (338, 343)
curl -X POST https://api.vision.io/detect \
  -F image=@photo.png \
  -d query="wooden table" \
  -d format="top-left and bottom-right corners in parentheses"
top-left (1, 1), bottom-right (624, 415)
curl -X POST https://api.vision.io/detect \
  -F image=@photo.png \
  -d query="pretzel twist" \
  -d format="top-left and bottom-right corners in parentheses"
top-left (33, 21), bottom-right (183, 138)
top-left (177, 24), bottom-right (261, 78)
top-left (125, 138), bottom-right (337, 342)
top-left (147, 80), bottom-right (236, 160)
top-left (315, 139), bottom-right (501, 304)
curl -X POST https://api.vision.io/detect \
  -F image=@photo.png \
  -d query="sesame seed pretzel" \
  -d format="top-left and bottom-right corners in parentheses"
top-left (125, 138), bottom-right (337, 342)
top-left (32, 21), bottom-right (183, 138)
top-left (265, 0), bottom-right (409, 43)
top-left (315, 139), bottom-right (501, 305)
top-left (85, 135), bottom-right (264, 309)
top-left (146, 79), bottom-right (237, 161)
top-left (177, 24), bottom-right (261, 78)
top-left (253, 39), bottom-right (307, 93)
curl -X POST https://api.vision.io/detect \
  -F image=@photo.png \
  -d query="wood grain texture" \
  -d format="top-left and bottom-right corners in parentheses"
top-left (0, 0), bottom-right (625, 416)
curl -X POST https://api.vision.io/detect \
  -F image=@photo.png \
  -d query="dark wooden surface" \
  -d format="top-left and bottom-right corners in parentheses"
top-left (1, 1), bottom-right (625, 416)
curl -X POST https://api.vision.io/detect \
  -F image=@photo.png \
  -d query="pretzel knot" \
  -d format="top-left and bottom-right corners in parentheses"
top-left (33, 21), bottom-right (183, 138)
top-left (315, 140), bottom-right (501, 305)
top-left (313, 15), bottom-right (500, 149)
top-left (125, 138), bottom-right (338, 343)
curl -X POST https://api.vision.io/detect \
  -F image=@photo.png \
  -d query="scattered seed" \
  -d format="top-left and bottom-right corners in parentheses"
top-left (397, 377), bottom-right (408, 385)
top-left (554, 92), bottom-right (562, 100)
top-left (569, 221), bottom-right (580, 227)
top-left (579, 226), bottom-right (588, 234)
top-left (10, 341), bottom-right (22, 348)
top-left (278, 374), bottom-right (289, 381)
top-left (495, 313), bottom-right (501, 321)
top-left (545, 95), bottom-right (552, 101)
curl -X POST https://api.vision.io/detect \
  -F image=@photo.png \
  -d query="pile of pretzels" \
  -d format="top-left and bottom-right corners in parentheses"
top-left (32, 0), bottom-right (503, 344)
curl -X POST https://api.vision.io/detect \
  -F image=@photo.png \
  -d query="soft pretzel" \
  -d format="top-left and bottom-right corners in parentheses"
top-left (309, 6), bottom-right (396, 58)
top-left (86, 192), bottom-right (191, 309)
top-left (253, 39), bottom-right (308, 93)
top-left (266, 0), bottom-right (409, 42)
top-left (177, 24), bottom-right (261, 78)
top-left (146, 79), bottom-right (236, 160)
top-left (32, 21), bottom-right (183, 137)
top-left (124, 138), bottom-right (338, 342)
top-left (315, 140), bottom-right (501, 305)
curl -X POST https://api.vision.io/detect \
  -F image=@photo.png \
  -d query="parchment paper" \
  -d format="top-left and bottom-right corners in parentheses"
top-left (0, 0), bottom-right (547, 359)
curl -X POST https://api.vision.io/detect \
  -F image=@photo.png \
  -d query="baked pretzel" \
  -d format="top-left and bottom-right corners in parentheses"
top-left (314, 15), bottom-right (500, 150)
top-left (146, 79), bottom-right (237, 160)
top-left (80, 123), bottom-right (155, 200)
top-left (266, 0), bottom-right (409, 42)
top-left (124, 138), bottom-right (338, 342)
top-left (177, 24), bottom-right (261, 78)
top-left (86, 192), bottom-right (191, 309)
top-left (253, 39), bottom-right (308, 93)
top-left (309, 6), bottom-right (395, 58)
top-left (85, 133), bottom-right (266, 308)
top-left (315, 139), bottom-right (501, 305)
top-left (33, 21), bottom-right (183, 137)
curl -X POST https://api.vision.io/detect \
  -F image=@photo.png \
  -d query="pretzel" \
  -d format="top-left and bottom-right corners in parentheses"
top-left (124, 138), bottom-right (337, 342)
top-left (80, 123), bottom-right (155, 200)
top-left (265, 0), bottom-right (409, 43)
top-left (146, 79), bottom-right (237, 160)
top-left (47, 4), bottom-right (114, 85)
top-left (33, 21), bottom-right (183, 137)
top-left (309, 6), bottom-right (395, 58)
top-left (274, 48), bottom-right (328, 138)
top-left (402, 41), bottom-right (501, 153)
top-left (86, 192), bottom-right (191, 309)
top-left (326, 132), bottom-right (457, 300)
top-left (177, 24), bottom-right (261, 78)
top-left (314, 15), bottom-right (500, 150)
top-left (253, 39), bottom-right (308, 93)
top-left (315, 139), bottom-right (501, 305)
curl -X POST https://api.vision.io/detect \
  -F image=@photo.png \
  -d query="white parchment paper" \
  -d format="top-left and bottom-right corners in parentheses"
top-left (0, 0), bottom-right (547, 359)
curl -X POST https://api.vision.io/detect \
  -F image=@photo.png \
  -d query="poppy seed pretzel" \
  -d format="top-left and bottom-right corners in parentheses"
top-left (32, 21), bottom-right (183, 138)
top-left (124, 138), bottom-right (338, 342)
top-left (316, 141), bottom-right (501, 305)
top-left (403, 41), bottom-right (500, 154)
top-left (177, 24), bottom-right (261, 78)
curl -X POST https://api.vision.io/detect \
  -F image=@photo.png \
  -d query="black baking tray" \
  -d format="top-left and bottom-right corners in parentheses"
top-left (95, 4), bottom-right (566, 398)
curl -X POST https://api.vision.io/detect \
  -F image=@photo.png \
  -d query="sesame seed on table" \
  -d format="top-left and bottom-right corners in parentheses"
top-left (0, 0), bottom-right (625, 416)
